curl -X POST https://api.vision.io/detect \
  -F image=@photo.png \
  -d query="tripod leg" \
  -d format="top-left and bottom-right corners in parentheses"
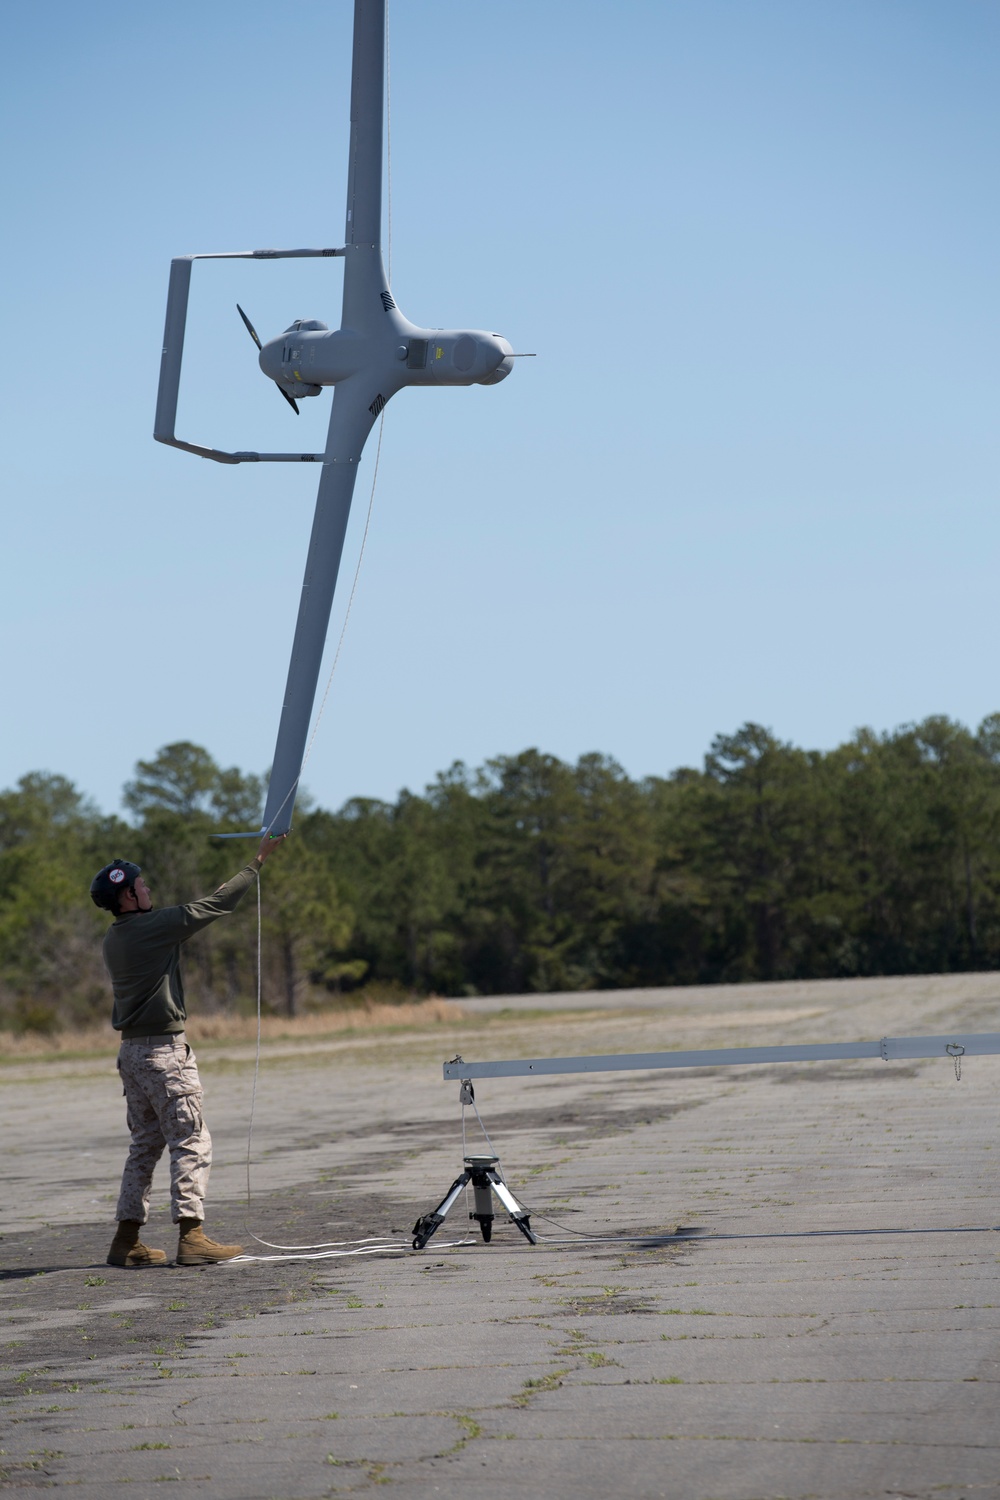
top-left (488, 1171), bottom-right (538, 1245)
top-left (513, 1215), bottom-right (538, 1246)
top-left (412, 1170), bottom-right (471, 1250)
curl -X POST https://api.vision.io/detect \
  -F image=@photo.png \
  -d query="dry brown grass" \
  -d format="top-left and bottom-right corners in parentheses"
top-left (188, 998), bottom-right (463, 1041)
top-left (0, 998), bottom-right (465, 1060)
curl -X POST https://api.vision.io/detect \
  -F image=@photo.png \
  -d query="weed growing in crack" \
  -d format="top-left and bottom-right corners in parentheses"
top-left (513, 1369), bottom-right (568, 1407)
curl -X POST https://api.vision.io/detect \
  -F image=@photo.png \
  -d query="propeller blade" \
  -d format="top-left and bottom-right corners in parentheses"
top-left (236, 303), bottom-right (263, 351)
top-left (238, 304), bottom-right (299, 414)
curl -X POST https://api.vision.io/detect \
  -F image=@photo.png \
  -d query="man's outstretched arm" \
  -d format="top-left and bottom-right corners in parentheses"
top-left (170, 834), bottom-right (289, 937)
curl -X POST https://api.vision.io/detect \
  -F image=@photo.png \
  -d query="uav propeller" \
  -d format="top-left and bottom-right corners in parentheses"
top-left (236, 304), bottom-right (299, 414)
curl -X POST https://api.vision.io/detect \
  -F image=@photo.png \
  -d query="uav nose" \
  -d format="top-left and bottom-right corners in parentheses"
top-left (476, 335), bottom-right (514, 385)
top-left (478, 353), bottom-right (513, 385)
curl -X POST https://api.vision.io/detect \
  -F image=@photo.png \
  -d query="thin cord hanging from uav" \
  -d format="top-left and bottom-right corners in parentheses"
top-left (233, 17), bottom-right (468, 1261)
top-left (236, 21), bottom-right (406, 1262)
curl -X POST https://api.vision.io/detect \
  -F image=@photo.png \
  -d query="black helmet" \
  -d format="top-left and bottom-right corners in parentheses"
top-left (90, 858), bottom-right (142, 912)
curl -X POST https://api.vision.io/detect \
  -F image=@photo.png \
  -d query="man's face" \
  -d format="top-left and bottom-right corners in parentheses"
top-left (119, 876), bottom-right (152, 913)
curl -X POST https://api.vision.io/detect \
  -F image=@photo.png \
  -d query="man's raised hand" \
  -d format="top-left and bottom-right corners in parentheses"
top-left (255, 832), bottom-right (288, 866)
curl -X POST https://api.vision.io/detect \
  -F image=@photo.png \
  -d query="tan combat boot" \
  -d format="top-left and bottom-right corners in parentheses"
top-left (107, 1221), bottom-right (167, 1268)
top-left (176, 1218), bottom-right (243, 1265)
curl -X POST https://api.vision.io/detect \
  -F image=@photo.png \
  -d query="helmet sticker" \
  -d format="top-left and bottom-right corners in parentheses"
top-left (109, 868), bottom-right (126, 884)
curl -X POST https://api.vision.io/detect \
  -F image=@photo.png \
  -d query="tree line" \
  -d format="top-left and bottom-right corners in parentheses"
top-left (2, 714), bottom-right (999, 1033)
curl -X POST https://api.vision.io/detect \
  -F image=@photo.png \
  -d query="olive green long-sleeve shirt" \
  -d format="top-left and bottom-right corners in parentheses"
top-left (104, 864), bottom-right (259, 1037)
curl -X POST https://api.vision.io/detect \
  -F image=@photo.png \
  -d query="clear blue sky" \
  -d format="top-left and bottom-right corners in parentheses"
top-left (2, 1), bottom-right (998, 818)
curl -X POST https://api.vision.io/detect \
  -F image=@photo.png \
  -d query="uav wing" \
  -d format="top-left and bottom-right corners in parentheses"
top-left (258, 0), bottom-right (392, 835)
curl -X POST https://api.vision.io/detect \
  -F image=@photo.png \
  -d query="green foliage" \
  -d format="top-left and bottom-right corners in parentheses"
top-left (123, 741), bottom-right (264, 826)
top-left (0, 773), bottom-right (124, 1029)
top-left (4, 714), bottom-right (1000, 1030)
top-left (258, 818), bottom-right (356, 1015)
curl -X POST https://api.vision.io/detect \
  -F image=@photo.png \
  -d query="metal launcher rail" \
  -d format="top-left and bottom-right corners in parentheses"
top-left (441, 1032), bottom-right (1000, 1082)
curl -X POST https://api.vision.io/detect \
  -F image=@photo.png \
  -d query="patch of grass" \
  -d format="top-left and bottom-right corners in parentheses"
top-left (83, 1276), bottom-right (107, 1288)
top-left (439, 1413), bottom-right (482, 1457)
top-left (0, 999), bottom-right (466, 1061)
top-left (513, 1369), bottom-right (568, 1407)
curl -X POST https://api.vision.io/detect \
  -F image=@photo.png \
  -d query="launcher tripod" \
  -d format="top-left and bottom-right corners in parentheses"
top-left (412, 1154), bottom-right (537, 1251)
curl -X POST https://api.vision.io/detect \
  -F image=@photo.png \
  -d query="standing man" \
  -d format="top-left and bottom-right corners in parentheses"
top-left (90, 834), bottom-right (285, 1268)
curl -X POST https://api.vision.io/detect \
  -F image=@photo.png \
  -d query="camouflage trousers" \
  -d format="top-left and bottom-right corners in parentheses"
top-left (115, 1034), bottom-right (212, 1224)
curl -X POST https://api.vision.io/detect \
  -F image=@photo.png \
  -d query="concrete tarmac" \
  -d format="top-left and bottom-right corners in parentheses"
top-left (2, 973), bottom-right (999, 1498)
